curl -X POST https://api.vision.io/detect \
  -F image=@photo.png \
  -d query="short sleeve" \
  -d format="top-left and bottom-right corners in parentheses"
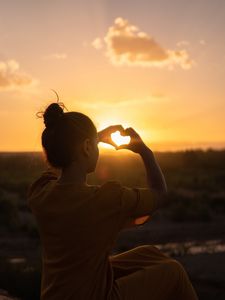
top-left (100, 182), bottom-right (158, 228)
top-left (98, 181), bottom-right (159, 228)
top-left (27, 167), bottom-right (59, 204)
top-left (119, 186), bottom-right (159, 225)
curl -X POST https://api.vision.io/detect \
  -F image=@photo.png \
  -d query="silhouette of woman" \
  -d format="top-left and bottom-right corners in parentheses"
top-left (27, 102), bottom-right (198, 300)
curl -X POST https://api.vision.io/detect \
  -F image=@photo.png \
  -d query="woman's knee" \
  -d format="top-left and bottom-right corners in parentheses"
top-left (163, 259), bottom-right (189, 283)
top-left (135, 245), bottom-right (155, 251)
top-left (161, 259), bottom-right (198, 299)
top-left (145, 258), bottom-right (186, 279)
top-left (166, 259), bottom-right (185, 272)
top-left (134, 244), bottom-right (164, 253)
top-left (136, 245), bottom-right (171, 259)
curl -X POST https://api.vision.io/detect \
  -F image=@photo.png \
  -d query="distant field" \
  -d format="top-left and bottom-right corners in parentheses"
top-left (1, 148), bottom-right (225, 189)
top-left (0, 149), bottom-right (224, 233)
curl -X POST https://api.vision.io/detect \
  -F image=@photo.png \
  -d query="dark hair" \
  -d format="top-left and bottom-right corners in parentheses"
top-left (40, 102), bottom-right (97, 169)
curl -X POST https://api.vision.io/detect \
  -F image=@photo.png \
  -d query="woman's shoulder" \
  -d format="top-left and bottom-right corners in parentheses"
top-left (99, 180), bottom-right (122, 190)
top-left (95, 180), bottom-right (124, 198)
top-left (27, 168), bottom-right (58, 199)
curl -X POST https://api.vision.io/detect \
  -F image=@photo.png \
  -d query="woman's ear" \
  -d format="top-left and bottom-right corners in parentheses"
top-left (82, 138), bottom-right (91, 157)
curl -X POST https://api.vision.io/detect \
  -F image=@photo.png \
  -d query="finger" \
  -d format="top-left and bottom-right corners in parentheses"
top-left (109, 125), bottom-right (126, 134)
top-left (109, 141), bottom-right (118, 148)
top-left (124, 127), bottom-right (135, 134)
top-left (116, 126), bottom-right (133, 136)
top-left (98, 126), bottom-right (121, 137)
top-left (100, 140), bottom-right (118, 148)
top-left (120, 130), bottom-right (129, 136)
top-left (116, 144), bottom-right (130, 150)
top-left (124, 127), bottom-right (139, 137)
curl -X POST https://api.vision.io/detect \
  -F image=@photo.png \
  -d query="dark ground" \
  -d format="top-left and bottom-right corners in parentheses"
top-left (0, 217), bottom-right (225, 300)
top-left (0, 150), bottom-right (225, 299)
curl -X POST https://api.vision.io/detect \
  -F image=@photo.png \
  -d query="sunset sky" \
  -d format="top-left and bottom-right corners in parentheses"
top-left (0, 0), bottom-right (225, 152)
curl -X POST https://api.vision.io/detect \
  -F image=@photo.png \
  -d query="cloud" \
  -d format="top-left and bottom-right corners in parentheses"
top-left (93, 18), bottom-right (194, 70)
top-left (92, 38), bottom-right (103, 50)
top-left (0, 59), bottom-right (36, 90)
top-left (44, 53), bottom-right (67, 60)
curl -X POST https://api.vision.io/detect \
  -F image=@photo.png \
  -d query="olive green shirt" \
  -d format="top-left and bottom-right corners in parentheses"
top-left (27, 169), bottom-right (158, 300)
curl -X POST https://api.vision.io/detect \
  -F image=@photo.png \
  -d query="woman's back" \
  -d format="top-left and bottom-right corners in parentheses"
top-left (28, 170), bottom-right (157, 300)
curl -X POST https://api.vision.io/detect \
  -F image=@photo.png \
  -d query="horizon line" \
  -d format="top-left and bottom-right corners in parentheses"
top-left (1, 141), bottom-right (225, 154)
top-left (1, 147), bottom-right (225, 155)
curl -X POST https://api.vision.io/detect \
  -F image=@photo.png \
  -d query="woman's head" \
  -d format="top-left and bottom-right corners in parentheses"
top-left (41, 102), bottom-right (99, 172)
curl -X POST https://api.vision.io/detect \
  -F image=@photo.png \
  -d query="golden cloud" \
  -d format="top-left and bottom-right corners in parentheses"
top-left (0, 59), bottom-right (35, 90)
top-left (93, 18), bottom-right (194, 69)
top-left (92, 38), bottom-right (103, 50)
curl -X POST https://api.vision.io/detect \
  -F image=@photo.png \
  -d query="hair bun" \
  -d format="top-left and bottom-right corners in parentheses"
top-left (43, 103), bottom-right (64, 129)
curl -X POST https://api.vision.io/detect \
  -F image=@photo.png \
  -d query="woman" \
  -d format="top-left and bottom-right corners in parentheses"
top-left (27, 102), bottom-right (198, 300)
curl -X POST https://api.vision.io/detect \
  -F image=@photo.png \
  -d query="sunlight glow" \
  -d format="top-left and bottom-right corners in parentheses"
top-left (111, 130), bottom-right (131, 146)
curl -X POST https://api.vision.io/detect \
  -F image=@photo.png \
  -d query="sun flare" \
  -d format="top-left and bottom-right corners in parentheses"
top-left (111, 131), bottom-right (131, 146)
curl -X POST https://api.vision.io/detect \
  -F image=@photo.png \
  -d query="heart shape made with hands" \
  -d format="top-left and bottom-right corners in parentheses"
top-left (111, 130), bottom-right (131, 146)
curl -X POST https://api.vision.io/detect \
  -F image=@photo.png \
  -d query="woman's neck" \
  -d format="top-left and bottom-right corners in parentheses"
top-left (57, 160), bottom-right (87, 186)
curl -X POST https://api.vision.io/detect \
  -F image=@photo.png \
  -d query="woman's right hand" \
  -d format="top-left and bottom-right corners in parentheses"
top-left (116, 127), bottom-right (148, 154)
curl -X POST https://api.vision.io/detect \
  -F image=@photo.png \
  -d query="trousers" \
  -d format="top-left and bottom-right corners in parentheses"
top-left (109, 245), bottom-right (198, 300)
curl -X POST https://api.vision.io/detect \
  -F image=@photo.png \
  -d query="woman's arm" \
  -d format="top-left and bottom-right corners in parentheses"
top-left (116, 127), bottom-right (168, 208)
top-left (98, 124), bottom-right (168, 215)
top-left (139, 145), bottom-right (167, 193)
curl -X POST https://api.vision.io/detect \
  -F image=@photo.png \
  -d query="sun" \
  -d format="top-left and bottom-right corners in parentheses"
top-left (111, 131), bottom-right (131, 146)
